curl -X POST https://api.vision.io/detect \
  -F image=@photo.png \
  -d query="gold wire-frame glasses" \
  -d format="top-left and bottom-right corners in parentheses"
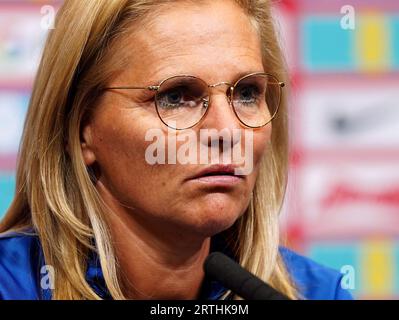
top-left (104, 72), bottom-right (285, 130)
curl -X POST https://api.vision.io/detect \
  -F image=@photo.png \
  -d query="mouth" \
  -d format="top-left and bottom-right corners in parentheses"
top-left (187, 164), bottom-right (245, 187)
top-left (191, 164), bottom-right (241, 178)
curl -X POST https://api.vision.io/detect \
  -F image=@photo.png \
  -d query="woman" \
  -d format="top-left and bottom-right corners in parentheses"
top-left (0, 0), bottom-right (352, 300)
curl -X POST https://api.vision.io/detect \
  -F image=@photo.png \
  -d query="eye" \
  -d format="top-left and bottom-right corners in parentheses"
top-left (166, 90), bottom-right (183, 104)
top-left (235, 84), bottom-right (260, 104)
top-left (157, 88), bottom-right (184, 108)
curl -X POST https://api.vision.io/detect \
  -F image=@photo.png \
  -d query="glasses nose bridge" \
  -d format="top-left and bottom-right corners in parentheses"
top-left (207, 81), bottom-right (234, 101)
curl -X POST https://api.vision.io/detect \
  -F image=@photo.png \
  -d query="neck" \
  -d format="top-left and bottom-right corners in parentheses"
top-left (97, 181), bottom-right (211, 300)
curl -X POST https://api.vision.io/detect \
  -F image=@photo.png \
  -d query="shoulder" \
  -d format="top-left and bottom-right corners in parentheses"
top-left (0, 229), bottom-right (44, 300)
top-left (279, 247), bottom-right (353, 300)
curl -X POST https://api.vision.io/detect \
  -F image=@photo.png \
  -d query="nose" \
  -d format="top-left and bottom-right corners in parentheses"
top-left (198, 85), bottom-right (242, 152)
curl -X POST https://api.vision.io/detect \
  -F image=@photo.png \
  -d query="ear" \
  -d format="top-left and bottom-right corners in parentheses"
top-left (81, 125), bottom-right (96, 166)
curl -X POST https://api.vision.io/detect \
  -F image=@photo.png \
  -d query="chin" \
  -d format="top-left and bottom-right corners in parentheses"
top-left (188, 203), bottom-right (244, 238)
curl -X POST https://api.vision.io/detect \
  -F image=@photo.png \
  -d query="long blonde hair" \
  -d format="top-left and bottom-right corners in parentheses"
top-left (0, 0), bottom-right (297, 299)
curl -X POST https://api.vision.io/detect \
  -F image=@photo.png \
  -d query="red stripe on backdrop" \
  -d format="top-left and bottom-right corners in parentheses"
top-left (0, 81), bottom-right (33, 92)
top-left (279, 0), bottom-right (299, 13)
top-left (0, 155), bottom-right (18, 171)
top-left (291, 149), bottom-right (399, 163)
top-left (297, 0), bottom-right (399, 14)
top-left (299, 73), bottom-right (399, 86)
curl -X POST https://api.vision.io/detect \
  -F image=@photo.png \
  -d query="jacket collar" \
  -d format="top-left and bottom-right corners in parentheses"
top-left (85, 233), bottom-right (233, 300)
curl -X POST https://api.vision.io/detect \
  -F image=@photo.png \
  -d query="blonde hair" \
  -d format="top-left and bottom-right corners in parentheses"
top-left (0, 0), bottom-right (297, 299)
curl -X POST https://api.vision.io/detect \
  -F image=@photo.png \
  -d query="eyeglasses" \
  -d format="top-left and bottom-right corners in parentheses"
top-left (104, 72), bottom-right (284, 130)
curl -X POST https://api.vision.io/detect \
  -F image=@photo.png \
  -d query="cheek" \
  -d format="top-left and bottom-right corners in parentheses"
top-left (94, 120), bottom-right (147, 167)
top-left (248, 125), bottom-right (271, 170)
top-left (91, 107), bottom-right (165, 202)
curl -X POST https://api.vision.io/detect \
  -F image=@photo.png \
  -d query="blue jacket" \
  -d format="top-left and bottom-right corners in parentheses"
top-left (0, 230), bottom-right (352, 300)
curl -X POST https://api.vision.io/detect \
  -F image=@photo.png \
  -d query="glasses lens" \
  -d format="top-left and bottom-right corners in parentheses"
top-left (155, 76), bottom-right (209, 129)
top-left (232, 74), bottom-right (281, 127)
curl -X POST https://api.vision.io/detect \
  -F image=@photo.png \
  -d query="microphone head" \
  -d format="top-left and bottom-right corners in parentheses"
top-left (204, 252), bottom-right (289, 300)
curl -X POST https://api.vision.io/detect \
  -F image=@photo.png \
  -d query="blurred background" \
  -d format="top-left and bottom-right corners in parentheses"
top-left (0, 0), bottom-right (398, 299)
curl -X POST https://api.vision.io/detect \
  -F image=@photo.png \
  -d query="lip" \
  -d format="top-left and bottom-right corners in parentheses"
top-left (186, 164), bottom-right (244, 187)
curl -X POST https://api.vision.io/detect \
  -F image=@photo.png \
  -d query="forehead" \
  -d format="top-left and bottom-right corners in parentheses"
top-left (117, 0), bottom-right (264, 83)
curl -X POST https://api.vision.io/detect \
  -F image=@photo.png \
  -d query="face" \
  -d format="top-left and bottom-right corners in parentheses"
top-left (81, 0), bottom-right (272, 239)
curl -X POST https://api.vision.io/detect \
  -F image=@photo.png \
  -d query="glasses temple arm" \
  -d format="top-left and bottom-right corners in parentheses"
top-left (104, 85), bottom-right (160, 91)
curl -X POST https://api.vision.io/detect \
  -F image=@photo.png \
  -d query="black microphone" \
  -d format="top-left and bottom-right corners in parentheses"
top-left (204, 252), bottom-right (290, 300)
